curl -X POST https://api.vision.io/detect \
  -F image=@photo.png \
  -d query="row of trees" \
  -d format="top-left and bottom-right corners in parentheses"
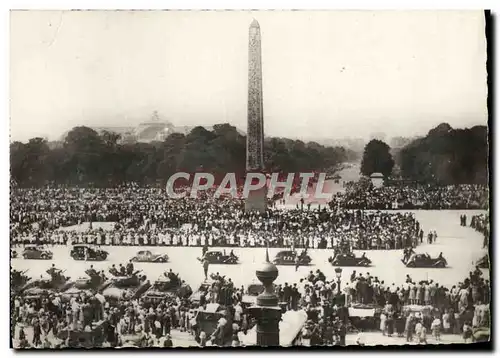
top-left (360, 123), bottom-right (488, 185)
top-left (10, 124), bottom-right (351, 187)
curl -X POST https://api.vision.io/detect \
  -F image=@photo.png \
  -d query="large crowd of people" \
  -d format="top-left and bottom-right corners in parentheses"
top-left (470, 214), bottom-right (490, 249)
top-left (11, 256), bottom-right (490, 348)
top-left (10, 180), bottom-right (490, 348)
top-left (11, 188), bottom-right (424, 251)
top-left (333, 183), bottom-right (489, 210)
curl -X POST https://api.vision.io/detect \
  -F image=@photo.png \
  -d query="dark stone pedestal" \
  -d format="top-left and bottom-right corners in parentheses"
top-left (245, 185), bottom-right (267, 213)
top-left (247, 305), bottom-right (282, 347)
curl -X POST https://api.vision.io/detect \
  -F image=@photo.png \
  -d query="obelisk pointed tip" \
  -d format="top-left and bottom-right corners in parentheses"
top-left (250, 18), bottom-right (260, 28)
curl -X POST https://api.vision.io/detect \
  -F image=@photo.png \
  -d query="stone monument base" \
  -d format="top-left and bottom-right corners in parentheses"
top-left (245, 185), bottom-right (267, 213)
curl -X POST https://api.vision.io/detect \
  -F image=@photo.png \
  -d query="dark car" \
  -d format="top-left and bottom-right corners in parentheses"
top-left (477, 255), bottom-right (489, 269)
top-left (11, 249), bottom-right (18, 259)
top-left (70, 245), bottom-right (108, 261)
top-left (22, 245), bottom-right (53, 260)
top-left (131, 250), bottom-right (168, 263)
top-left (328, 252), bottom-right (371, 267)
top-left (199, 251), bottom-right (238, 265)
top-left (273, 250), bottom-right (312, 266)
top-left (403, 253), bottom-right (447, 268)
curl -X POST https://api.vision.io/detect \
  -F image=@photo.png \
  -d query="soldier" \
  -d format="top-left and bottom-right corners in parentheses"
top-left (109, 264), bottom-right (119, 276)
top-left (163, 334), bottom-right (173, 347)
top-left (202, 257), bottom-right (210, 280)
top-left (126, 260), bottom-right (134, 276)
top-left (166, 269), bottom-right (176, 282)
top-left (86, 265), bottom-right (97, 277)
top-left (18, 326), bottom-right (26, 342)
top-left (11, 268), bottom-right (21, 283)
top-left (316, 270), bottom-right (326, 283)
top-left (119, 264), bottom-right (126, 276)
top-left (46, 264), bottom-right (62, 280)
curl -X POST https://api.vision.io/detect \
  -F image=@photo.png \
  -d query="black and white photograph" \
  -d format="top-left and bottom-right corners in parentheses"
top-left (9, 10), bottom-right (490, 349)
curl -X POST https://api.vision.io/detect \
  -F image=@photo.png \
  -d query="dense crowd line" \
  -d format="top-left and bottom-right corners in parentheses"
top-left (332, 183), bottom-right (488, 210)
top-left (10, 182), bottom-right (490, 347)
top-left (11, 188), bottom-right (425, 251)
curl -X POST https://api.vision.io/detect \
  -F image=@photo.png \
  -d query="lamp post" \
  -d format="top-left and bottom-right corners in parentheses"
top-left (248, 247), bottom-right (282, 346)
top-left (335, 267), bottom-right (343, 295)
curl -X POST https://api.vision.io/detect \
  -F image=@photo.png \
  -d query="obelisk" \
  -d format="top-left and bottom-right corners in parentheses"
top-left (245, 19), bottom-right (267, 213)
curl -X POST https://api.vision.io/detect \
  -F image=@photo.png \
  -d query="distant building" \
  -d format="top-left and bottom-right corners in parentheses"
top-left (133, 111), bottom-right (174, 142)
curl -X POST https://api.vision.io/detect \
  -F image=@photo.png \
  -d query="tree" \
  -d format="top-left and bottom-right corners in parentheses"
top-left (10, 141), bottom-right (27, 184)
top-left (157, 133), bottom-right (186, 180)
top-left (398, 123), bottom-right (488, 184)
top-left (63, 126), bottom-right (104, 184)
top-left (360, 139), bottom-right (395, 177)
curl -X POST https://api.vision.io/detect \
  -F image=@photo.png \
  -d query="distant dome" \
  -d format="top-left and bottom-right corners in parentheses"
top-left (134, 111), bottom-right (175, 142)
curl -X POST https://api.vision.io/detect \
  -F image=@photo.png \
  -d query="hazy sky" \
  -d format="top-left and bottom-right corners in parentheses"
top-left (10, 10), bottom-right (488, 142)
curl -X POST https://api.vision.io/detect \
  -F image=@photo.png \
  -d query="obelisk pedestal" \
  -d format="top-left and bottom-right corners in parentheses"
top-left (244, 180), bottom-right (268, 213)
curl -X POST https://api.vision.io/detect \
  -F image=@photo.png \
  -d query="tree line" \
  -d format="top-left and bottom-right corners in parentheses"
top-left (10, 124), bottom-right (352, 187)
top-left (360, 123), bottom-right (488, 185)
top-left (399, 123), bottom-right (488, 185)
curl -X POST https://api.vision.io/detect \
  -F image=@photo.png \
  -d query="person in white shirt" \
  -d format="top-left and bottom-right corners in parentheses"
top-left (234, 303), bottom-right (243, 324)
top-left (52, 295), bottom-right (61, 309)
top-left (414, 320), bottom-right (423, 343)
top-left (442, 312), bottom-right (450, 333)
top-left (431, 317), bottom-right (441, 341)
top-left (380, 313), bottom-right (387, 336)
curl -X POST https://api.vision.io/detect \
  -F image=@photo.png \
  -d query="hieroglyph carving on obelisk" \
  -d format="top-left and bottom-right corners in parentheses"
top-left (246, 19), bottom-right (265, 171)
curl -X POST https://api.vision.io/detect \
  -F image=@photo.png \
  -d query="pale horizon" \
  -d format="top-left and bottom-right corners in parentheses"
top-left (10, 10), bottom-right (488, 143)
